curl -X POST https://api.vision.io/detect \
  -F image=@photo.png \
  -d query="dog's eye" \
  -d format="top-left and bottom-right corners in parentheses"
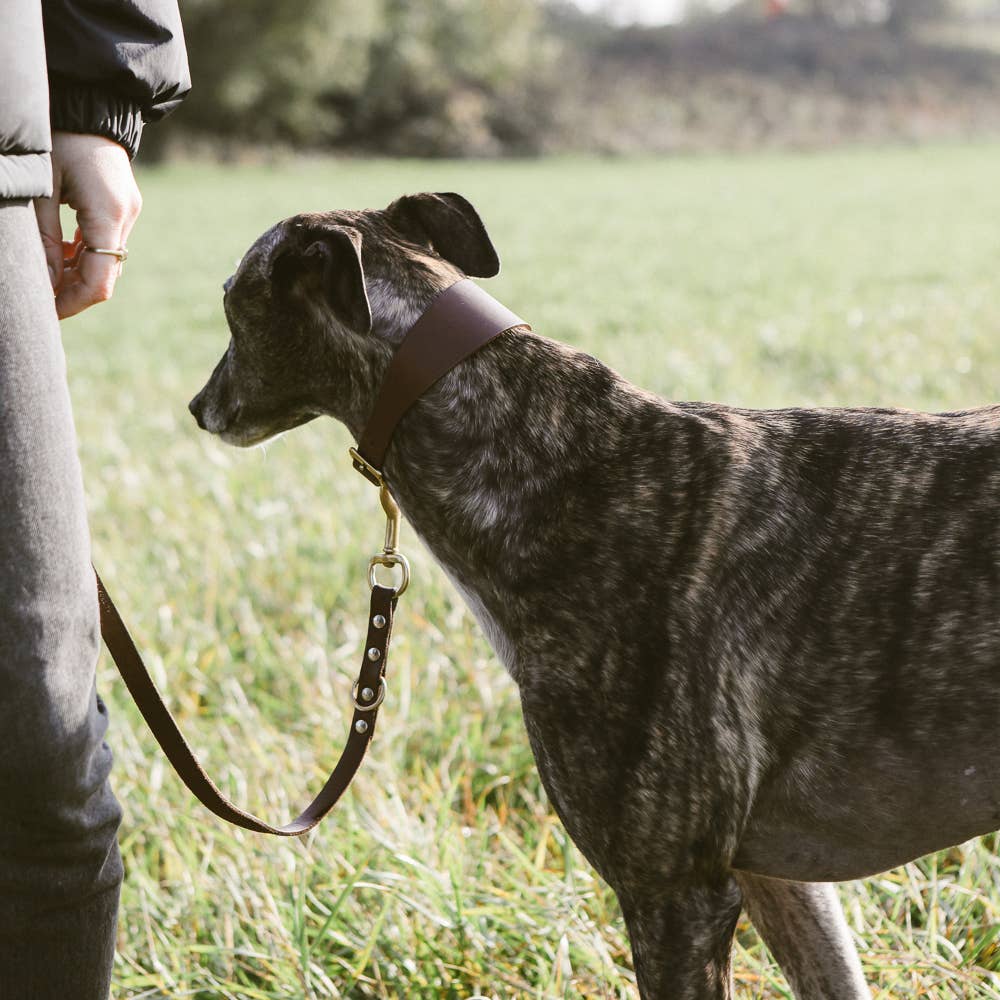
top-left (223, 276), bottom-right (234, 294)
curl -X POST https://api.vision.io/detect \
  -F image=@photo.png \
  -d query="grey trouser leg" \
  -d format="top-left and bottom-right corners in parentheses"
top-left (0, 200), bottom-right (123, 999)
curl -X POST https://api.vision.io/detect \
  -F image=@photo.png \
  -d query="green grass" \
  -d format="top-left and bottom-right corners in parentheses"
top-left (64, 143), bottom-right (1000, 998)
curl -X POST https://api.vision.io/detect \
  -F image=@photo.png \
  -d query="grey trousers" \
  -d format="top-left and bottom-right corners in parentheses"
top-left (0, 200), bottom-right (123, 998)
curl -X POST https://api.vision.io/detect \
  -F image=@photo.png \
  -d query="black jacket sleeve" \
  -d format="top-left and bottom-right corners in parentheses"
top-left (42, 0), bottom-right (190, 158)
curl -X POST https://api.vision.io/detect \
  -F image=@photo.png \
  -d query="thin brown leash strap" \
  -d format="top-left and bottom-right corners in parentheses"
top-left (96, 570), bottom-right (396, 836)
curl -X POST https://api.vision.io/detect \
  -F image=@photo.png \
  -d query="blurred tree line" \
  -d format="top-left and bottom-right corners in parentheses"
top-left (174, 0), bottom-right (563, 156)
top-left (158, 0), bottom-right (1000, 158)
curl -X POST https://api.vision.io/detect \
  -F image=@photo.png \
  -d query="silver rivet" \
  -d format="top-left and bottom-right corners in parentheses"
top-left (367, 647), bottom-right (381, 661)
top-left (361, 686), bottom-right (375, 702)
top-left (354, 719), bottom-right (369, 734)
top-left (372, 614), bottom-right (386, 629)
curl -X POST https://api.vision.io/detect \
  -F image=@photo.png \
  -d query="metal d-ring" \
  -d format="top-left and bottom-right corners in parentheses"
top-left (352, 677), bottom-right (387, 711)
top-left (368, 552), bottom-right (410, 596)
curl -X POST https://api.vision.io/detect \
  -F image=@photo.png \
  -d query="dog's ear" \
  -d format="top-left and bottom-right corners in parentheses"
top-left (272, 225), bottom-right (372, 333)
top-left (385, 192), bottom-right (500, 278)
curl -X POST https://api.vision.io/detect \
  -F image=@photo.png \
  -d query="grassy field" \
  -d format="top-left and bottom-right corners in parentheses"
top-left (65, 143), bottom-right (1000, 998)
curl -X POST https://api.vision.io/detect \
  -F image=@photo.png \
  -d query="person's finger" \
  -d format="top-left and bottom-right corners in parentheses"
top-left (54, 240), bottom-right (125, 319)
top-left (63, 226), bottom-right (83, 260)
top-left (56, 207), bottom-right (135, 319)
top-left (61, 228), bottom-right (83, 273)
top-left (33, 194), bottom-right (64, 292)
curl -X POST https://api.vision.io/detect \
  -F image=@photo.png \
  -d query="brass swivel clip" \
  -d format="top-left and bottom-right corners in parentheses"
top-left (350, 447), bottom-right (411, 597)
top-left (370, 483), bottom-right (411, 596)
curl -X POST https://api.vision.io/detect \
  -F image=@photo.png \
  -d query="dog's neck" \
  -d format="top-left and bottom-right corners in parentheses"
top-left (371, 330), bottom-right (669, 677)
top-left (317, 298), bottom-right (698, 682)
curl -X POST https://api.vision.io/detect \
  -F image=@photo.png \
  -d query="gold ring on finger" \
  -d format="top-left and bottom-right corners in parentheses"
top-left (83, 245), bottom-right (128, 262)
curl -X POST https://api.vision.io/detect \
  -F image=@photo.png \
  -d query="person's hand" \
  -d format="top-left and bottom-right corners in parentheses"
top-left (34, 132), bottom-right (142, 319)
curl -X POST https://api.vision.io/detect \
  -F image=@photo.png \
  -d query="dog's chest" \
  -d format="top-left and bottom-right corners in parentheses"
top-left (437, 563), bottom-right (519, 677)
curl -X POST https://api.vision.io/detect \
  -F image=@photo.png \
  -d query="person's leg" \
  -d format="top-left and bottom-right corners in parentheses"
top-left (0, 199), bottom-right (123, 999)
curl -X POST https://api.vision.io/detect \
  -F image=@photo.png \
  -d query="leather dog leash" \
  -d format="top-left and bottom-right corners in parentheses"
top-left (96, 574), bottom-right (397, 836)
top-left (97, 279), bottom-right (528, 835)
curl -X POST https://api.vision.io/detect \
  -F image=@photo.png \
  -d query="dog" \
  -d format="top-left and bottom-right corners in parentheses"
top-left (189, 191), bottom-right (1000, 999)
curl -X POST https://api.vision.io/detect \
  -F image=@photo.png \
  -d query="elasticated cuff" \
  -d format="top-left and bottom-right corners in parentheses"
top-left (48, 79), bottom-right (144, 160)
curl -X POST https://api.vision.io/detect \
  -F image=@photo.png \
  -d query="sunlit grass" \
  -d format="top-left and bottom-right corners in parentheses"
top-left (64, 144), bottom-right (1000, 997)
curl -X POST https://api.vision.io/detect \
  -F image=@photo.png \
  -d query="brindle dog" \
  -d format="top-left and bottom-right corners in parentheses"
top-left (189, 192), bottom-right (1000, 999)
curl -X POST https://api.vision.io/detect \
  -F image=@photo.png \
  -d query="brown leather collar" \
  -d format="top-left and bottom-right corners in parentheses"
top-left (351, 278), bottom-right (528, 485)
top-left (97, 278), bottom-right (528, 835)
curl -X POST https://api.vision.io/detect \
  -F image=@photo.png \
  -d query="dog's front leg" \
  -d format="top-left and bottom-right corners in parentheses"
top-left (618, 878), bottom-right (743, 1000)
top-left (734, 873), bottom-right (869, 999)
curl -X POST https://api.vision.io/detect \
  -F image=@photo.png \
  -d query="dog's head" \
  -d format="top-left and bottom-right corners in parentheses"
top-left (188, 192), bottom-right (500, 446)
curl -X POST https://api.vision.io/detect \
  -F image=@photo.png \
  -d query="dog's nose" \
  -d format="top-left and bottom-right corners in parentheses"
top-left (188, 395), bottom-right (207, 430)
